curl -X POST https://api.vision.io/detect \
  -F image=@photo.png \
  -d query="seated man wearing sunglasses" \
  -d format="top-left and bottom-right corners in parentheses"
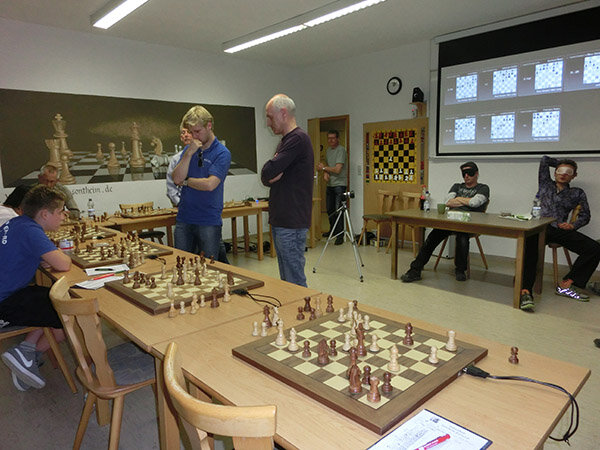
top-left (172, 106), bottom-right (231, 260)
top-left (401, 161), bottom-right (490, 283)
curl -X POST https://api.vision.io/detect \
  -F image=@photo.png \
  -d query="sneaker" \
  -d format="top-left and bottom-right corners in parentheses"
top-left (594, 338), bottom-right (600, 348)
top-left (11, 372), bottom-right (31, 392)
top-left (401, 269), bottom-right (421, 283)
top-left (455, 270), bottom-right (467, 282)
top-left (555, 286), bottom-right (590, 302)
top-left (519, 293), bottom-right (535, 312)
top-left (322, 231), bottom-right (331, 238)
top-left (586, 281), bottom-right (600, 296)
top-left (1, 345), bottom-right (46, 389)
top-left (334, 236), bottom-right (344, 245)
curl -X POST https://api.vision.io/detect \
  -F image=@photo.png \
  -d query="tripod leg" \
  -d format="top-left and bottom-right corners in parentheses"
top-left (344, 208), bottom-right (365, 281)
top-left (313, 204), bottom-right (344, 273)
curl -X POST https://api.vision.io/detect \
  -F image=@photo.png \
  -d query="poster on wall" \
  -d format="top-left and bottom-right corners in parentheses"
top-left (0, 89), bottom-right (257, 188)
top-left (369, 129), bottom-right (418, 183)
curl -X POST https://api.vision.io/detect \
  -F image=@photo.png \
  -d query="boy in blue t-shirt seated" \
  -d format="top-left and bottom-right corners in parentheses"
top-left (0, 185), bottom-right (71, 391)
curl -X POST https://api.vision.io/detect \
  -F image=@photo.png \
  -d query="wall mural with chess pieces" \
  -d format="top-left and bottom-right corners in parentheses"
top-left (0, 88), bottom-right (257, 188)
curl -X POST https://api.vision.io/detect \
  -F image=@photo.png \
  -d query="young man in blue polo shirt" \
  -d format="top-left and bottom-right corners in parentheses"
top-left (0, 185), bottom-right (71, 390)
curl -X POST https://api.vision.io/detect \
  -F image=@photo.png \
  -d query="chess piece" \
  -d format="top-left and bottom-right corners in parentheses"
top-left (260, 322), bottom-right (268, 337)
top-left (315, 296), bottom-right (322, 318)
top-left (348, 363), bottom-right (362, 394)
top-left (210, 287), bottom-right (219, 308)
top-left (288, 329), bottom-right (299, 352)
top-left (356, 323), bottom-right (367, 357)
top-left (302, 340), bottom-right (311, 358)
top-left (296, 306), bottom-right (305, 320)
top-left (190, 295), bottom-right (199, 314)
top-left (44, 138), bottom-right (61, 168)
top-left (337, 308), bottom-right (345, 323)
top-left (309, 307), bottom-right (317, 321)
top-left (275, 321), bottom-right (287, 347)
top-left (387, 345), bottom-right (400, 373)
top-left (363, 315), bottom-right (370, 330)
top-left (326, 294), bottom-right (334, 313)
top-left (317, 339), bottom-right (330, 365)
top-left (369, 335), bottom-right (380, 353)
top-left (346, 301), bottom-right (354, 321)
top-left (509, 346), bottom-right (519, 364)
top-left (129, 122), bottom-right (146, 168)
top-left (199, 294), bottom-right (206, 308)
top-left (367, 376), bottom-right (381, 403)
top-left (168, 301), bottom-right (177, 318)
top-left (303, 296), bottom-right (312, 312)
top-left (446, 330), bottom-right (457, 352)
top-left (179, 301), bottom-right (186, 314)
top-left (428, 346), bottom-right (439, 364)
top-left (95, 143), bottom-right (105, 162)
top-left (227, 271), bottom-right (234, 285)
top-left (381, 372), bottom-right (393, 394)
top-left (272, 306), bottom-right (279, 324)
top-left (263, 305), bottom-right (272, 328)
top-left (160, 264), bottom-right (167, 280)
top-left (123, 271), bottom-right (130, 284)
top-left (403, 322), bottom-right (414, 346)
top-left (342, 332), bottom-right (352, 352)
top-left (362, 365), bottom-right (371, 385)
top-left (252, 321), bottom-right (259, 336)
top-left (329, 339), bottom-right (338, 357)
top-left (59, 153), bottom-right (76, 185)
top-left (223, 283), bottom-right (231, 302)
top-left (120, 141), bottom-right (127, 157)
top-left (150, 277), bottom-right (156, 289)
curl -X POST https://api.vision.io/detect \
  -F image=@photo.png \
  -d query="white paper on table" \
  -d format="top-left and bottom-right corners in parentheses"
top-left (368, 409), bottom-right (491, 450)
top-left (75, 275), bottom-right (124, 290)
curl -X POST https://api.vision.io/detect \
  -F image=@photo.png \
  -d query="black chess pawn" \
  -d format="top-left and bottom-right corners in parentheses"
top-left (296, 306), bottom-right (305, 320)
top-left (362, 365), bottom-right (371, 385)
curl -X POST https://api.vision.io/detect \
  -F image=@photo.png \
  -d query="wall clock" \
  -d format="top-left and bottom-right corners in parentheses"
top-left (386, 76), bottom-right (402, 95)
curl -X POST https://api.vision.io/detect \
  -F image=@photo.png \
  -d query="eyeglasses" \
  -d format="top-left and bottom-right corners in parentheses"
top-left (197, 150), bottom-right (203, 168)
top-left (461, 168), bottom-right (476, 177)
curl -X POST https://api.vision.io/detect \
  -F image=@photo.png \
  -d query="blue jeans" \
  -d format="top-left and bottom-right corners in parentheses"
top-left (174, 222), bottom-right (223, 261)
top-left (272, 227), bottom-right (308, 287)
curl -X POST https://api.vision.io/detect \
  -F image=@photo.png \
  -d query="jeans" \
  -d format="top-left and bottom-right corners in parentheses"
top-left (409, 229), bottom-right (470, 273)
top-left (326, 185), bottom-right (346, 236)
top-left (174, 222), bottom-right (224, 262)
top-left (272, 227), bottom-right (308, 287)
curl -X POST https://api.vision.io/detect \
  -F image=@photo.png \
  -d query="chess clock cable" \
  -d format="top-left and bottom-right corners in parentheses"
top-left (232, 288), bottom-right (282, 308)
top-left (463, 366), bottom-right (579, 443)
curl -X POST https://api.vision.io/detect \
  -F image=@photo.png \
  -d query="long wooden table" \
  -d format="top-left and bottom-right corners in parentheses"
top-left (388, 210), bottom-right (554, 308)
top-left (151, 296), bottom-right (590, 450)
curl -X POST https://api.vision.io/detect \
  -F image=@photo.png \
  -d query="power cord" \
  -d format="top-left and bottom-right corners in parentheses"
top-left (232, 288), bottom-right (282, 308)
top-left (463, 366), bottom-right (579, 444)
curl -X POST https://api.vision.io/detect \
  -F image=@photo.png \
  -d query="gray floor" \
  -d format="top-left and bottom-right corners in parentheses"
top-left (1, 238), bottom-right (598, 449)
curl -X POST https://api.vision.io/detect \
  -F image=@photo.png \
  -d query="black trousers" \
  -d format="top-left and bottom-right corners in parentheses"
top-left (326, 185), bottom-right (346, 236)
top-left (409, 229), bottom-right (470, 273)
top-left (523, 225), bottom-right (600, 291)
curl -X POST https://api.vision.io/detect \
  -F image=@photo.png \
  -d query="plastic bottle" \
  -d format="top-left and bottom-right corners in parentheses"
top-left (531, 194), bottom-right (541, 219)
top-left (87, 198), bottom-right (95, 219)
top-left (420, 185), bottom-right (427, 210)
top-left (423, 191), bottom-right (431, 212)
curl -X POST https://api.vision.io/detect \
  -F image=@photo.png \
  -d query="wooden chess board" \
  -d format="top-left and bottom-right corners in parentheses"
top-left (69, 240), bottom-right (172, 269)
top-left (120, 208), bottom-right (176, 219)
top-left (233, 312), bottom-right (487, 434)
top-left (47, 226), bottom-right (116, 242)
top-left (105, 264), bottom-right (264, 314)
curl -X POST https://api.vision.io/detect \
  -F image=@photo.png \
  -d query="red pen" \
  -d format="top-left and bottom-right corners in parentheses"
top-left (414, 434), bottom-right (450, 450)
top-left (92, 271), bottom-right (123, 280)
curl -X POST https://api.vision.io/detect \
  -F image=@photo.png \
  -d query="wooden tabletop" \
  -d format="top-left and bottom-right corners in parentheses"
top-left (151, 296), bottom-right (590, 450)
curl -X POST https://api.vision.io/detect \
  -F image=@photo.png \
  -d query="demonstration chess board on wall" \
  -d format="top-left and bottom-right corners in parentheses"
top-left (233, 312), bottom-right (487, 434)
top-left (105, 264), bottom-right (264, 314)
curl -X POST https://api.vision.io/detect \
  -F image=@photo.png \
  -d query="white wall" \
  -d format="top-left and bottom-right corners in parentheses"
top-left (2, 18), bottom-right (599, 261)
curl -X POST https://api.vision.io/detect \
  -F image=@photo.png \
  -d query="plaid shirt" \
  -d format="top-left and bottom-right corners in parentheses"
top-left (538, 155), bottom-right (590, 230)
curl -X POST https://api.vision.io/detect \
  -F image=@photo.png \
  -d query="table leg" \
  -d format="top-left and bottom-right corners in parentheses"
top-left (513, 235), bottom-right (525, 309)
top-left (257, 211), bottom-right (264, 261)
top-left (231, 218), bottom-right (238, 256)
top-left (155, 357), bottom-right (180, 450)
top-left (269, 224), bottom-right (275, 258)
top-left (391, 221), bottom-right (399, 279)
top-left (166, 225), bottom-right (174, 247)
top-left (243, 216), bottom-right (250, 254)
top-left (533, 227), bottom-right (547, 295)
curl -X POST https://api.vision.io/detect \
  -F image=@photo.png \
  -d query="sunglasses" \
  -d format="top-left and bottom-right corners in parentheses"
top-left (197, 150), bottom-right (203, 168)
top-left (461, 168), bottom-right (476, 177)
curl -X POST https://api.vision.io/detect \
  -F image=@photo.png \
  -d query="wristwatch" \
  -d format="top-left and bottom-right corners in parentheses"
top-left (182, 178), bottom-right (189, 187)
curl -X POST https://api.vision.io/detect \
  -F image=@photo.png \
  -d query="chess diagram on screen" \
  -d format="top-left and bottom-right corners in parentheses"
top-left (371, 129), bottom-right (417, 183)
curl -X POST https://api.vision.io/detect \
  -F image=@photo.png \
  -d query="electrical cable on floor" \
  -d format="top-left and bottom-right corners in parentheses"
top-left (463, 366), bottom-right (579, 444)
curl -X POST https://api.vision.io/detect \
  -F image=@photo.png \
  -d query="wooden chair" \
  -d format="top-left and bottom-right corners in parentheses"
top-left (163, 341), bottom-right (277, 450)
top-left (357, 190), bottom-right (400, 252)
top-left (548, 205), bottom-right (581, 286)
top-left (433, 202), bottom-right (489, 278)
top-left (49, 276), bottom-right (155, 450)
top-left (399, 192), bottom-right (421, 256)
top-left (0, 325), bottom-right (77, 393)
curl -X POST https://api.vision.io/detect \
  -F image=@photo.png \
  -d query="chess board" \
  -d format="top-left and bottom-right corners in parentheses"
top-left (47, 225), bottom-right (116, 242)
top-left (372, 129), bottom-right (417, 183)
top-left (120, 208), bottom-right (176, 219)
top-left (7, 150), bottom-right (253, 187)
top-left (69, 240), bottom-right (172, 269)
top-left (105, 264), bottom-right (264, 315)
top-left (233, 312), bottom-right (487, 434)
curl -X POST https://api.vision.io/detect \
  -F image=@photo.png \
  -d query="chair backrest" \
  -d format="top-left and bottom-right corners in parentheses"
top-left (377, 190), bottom-right (400, 215)
top-left (49, 276), bottom-right (117, 390)
top-left (401, 191), bottom-right (421, 211)
top-left (163, 342), bottom-right (277, 450)
top-left (119, 201), bottom-right (154, 213)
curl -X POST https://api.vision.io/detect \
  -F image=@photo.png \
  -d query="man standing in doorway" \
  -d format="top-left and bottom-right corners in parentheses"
top-left (318, 130), bottom-right (347, 245)
top-left (261, 94), bottom-right (314, 287)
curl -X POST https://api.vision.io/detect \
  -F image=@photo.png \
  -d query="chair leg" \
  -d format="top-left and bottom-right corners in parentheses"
top-left (42, 328), bottom-right (77, 393)
top-left (357, 220), bottom-right (367, 246)
top-left (563, 248), bottom-right (573, 268)
top-left (375, 224), bottom-right (381, 252)
top-left (552, 247), bottom-right (559, 286)
top-left (410, 227), bottom-right (417, 257)
top-left (74, 391), bottom-right (97, 450)
top-left (475, 236), bottom-right (488, 270)
top-left (385, 223), bottom-right (395, 254)
top-left (108, 396), bottom-right (125, 450)
top-left (399, 225), bottom-right (405, 249)
top-left (434, 238), bottom-right (448, 271)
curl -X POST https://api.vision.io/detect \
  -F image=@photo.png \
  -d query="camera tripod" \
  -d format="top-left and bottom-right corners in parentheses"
top-left (312, 198), bottom-right (364, 282)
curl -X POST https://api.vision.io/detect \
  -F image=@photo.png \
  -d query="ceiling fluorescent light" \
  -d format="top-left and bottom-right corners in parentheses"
top-left (304, 0), bottom-right (386, 27)
top-left (222, 0), bottom-right (387, 54)
top-left (225, 25), bottom-right (307, 54)
top-left (91, 0), bottom-right (150, 29)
